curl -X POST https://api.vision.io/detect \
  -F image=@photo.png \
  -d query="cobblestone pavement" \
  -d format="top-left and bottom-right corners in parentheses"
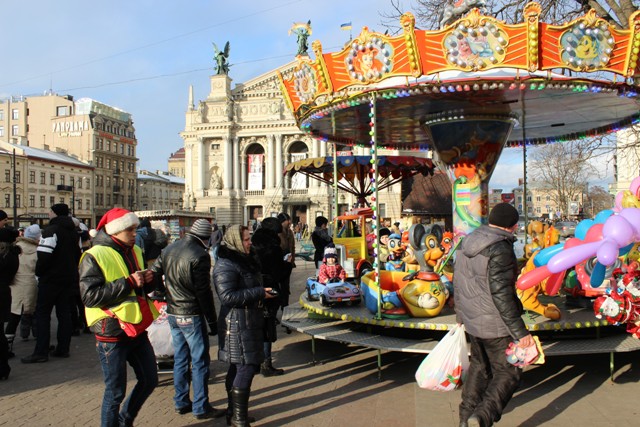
top-left (2, 256), bottom-right (640, 426)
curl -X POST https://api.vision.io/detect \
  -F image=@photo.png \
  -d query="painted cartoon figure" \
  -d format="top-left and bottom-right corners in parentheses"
top-left (385, 233), bottom-right (406, 271)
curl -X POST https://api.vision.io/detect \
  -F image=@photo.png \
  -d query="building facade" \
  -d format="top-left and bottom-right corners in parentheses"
top-left (0, 141), bottom-right (94, 227)
top-left (168, 148), bottom-right (185, 178)
top-left (0, 94), bottom-right (138, 225)
top-left (180, 67), bottom-right (405, 227)
top-left (137, 170), bottom-right (185, 211)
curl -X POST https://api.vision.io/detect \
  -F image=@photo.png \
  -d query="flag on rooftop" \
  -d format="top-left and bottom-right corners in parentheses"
top-left (340, 22), bottom-right (352, 30)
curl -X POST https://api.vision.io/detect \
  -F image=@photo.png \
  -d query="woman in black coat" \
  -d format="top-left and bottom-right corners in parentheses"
top-left (0, 227), bottom-right (20, 380)
top-left (213, 225), bottom-right (278, 427)
top-left (251, 217), bottom-right (292, 377)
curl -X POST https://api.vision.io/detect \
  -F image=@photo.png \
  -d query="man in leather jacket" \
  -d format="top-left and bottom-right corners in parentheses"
top-left (454, 203), bottom-right (534, 427)
top-left (150, 219), bottom-right (224, 420)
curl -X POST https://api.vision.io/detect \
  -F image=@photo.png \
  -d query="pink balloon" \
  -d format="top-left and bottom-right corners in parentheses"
top-left (614, 192), bottom-right (623, 212)
top-left (596, 238), bottom-right (619, 266)
top-left (585, 223), bottom-right (603, 242)
top-left (547, 241), bottom-right (600, 273)
top-left (630, 176), bottom-right (640, 197)
top-left (517, 265), bottom-right (551, 290)
top-left (546, 271), bottom-right (566, 296)
top-left (602, 215), bottom-right (633, 247)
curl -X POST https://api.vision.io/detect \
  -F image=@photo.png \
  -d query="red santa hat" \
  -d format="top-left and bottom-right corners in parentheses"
top-left (96, 208), bottom-right (139, 235)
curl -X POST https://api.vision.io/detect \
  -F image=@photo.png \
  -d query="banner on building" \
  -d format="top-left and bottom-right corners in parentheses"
top-left (247, 154), bottom-right (263, 190)
top-left (290, 153), bottom-right (307, 189)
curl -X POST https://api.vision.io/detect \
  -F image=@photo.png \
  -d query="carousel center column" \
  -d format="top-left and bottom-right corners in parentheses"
top-left (422, 113), bottom-right (518, 239)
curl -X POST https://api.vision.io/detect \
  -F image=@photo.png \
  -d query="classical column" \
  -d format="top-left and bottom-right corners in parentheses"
top-left (232, 137), bottom-right (240, 191)
top-left (275, 134), bottom-right (283, 188)
top-left (185, 142), bottom-right (193, 194)
top-left (311, 139), bottom-right (320, 188)
top-left (241, 158), bottom-right (247, 191)
top-left (197, 137), bottom-right (205, 192)
top-left (266, 134), bottom-right (274, 188)
top-left (224, 135), bottom-right (232, 190)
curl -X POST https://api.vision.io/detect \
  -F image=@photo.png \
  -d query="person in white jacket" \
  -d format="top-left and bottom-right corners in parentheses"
top-left (5, 224), bottom-right (41, 349)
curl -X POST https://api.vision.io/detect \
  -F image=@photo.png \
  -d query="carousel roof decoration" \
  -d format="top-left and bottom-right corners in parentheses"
top-left (277, 2), bottom-right (640, 149)
top-left (284, 155), bottom-right (435, 205)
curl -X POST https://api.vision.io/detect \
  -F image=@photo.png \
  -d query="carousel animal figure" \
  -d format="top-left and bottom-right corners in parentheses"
top-left (517, 222), bottom-right (562, 320)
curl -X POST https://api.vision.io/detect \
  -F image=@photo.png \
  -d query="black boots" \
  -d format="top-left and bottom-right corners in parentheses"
top-left (260, 358), bottom-right (284, 376)
top-left (226, 389), bottom-right (256, 426)
top-left (231, 387), bottom-right (251, 427)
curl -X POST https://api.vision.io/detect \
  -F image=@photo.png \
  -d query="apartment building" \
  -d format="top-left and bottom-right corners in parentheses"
top-left (0, 94), bottom-right (138, 225)
top-left (137, 170), bottom-right (185, 211)
top-left (0, 141), bottom-right (94, 227)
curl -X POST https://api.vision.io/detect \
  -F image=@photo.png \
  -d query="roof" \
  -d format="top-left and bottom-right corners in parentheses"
top-left (168, 147), bottom-right (185, 160)
top-left (0, 141), bottom-right (91, 168)
top-left (138, 170), bottom-right (185, 185)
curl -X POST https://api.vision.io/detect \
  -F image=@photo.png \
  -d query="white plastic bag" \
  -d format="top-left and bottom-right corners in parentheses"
top-left (147, 303), bottom-right (174, 357)
top-left (415, 324), bottom-right (470, 391)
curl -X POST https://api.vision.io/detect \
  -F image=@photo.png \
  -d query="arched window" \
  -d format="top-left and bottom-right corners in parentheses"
top-left (245, 143), bottom-right (265, 190)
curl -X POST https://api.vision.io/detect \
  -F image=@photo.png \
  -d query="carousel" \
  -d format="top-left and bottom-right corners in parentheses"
top-left (278, 2), bottom-right (640, 374)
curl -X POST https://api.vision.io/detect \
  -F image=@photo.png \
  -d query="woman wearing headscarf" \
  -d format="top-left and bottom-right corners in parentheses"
top-left (213, 225), bottom-right (278, 427)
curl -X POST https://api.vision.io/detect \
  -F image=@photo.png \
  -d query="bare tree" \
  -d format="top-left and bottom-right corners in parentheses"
top-left (584, 184), bottom-right (615, 217)
top-left (381, 0), bottom-right (638, 30)
top-left (529, 141), bottom-right (603, 217)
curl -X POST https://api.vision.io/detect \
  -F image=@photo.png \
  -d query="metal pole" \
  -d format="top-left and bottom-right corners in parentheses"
top-left (521, 92), bottom-right (528, 245)
top-left (72, 177), bottom-right (75, 217)
top-left (12, 149), bottom-right (17, 228)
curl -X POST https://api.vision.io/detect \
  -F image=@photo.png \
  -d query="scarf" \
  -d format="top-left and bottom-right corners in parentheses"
top-left (222, 224), bottom-right (246, 254)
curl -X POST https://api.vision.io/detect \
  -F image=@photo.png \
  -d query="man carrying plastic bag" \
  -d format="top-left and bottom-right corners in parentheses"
top-left (415, 324), bottom-right (469, 391)
top-left (453, 203), bottom-right (534, 427)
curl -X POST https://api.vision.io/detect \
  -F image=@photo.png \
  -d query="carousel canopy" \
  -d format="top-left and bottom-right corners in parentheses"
top-left (284, 155), bottom-right (435, 203)
top-left (278, 3), bottom-right (640, 149)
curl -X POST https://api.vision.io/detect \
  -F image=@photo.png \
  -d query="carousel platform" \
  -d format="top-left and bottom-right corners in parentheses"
top-left (282, 294), bottom-right (640, 380)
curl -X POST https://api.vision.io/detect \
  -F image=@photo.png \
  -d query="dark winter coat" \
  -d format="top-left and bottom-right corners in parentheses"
top-left (36, 215), bottom-right (81, 287)
top-left (311, 226), bottom-right (333, 264)
top-left (0, 241), bottom-right (20, 322)
top-left (453, 225), bottom-right (529, 340)
top-left (212, 245), bottom-right (265, 366)
top-left (79, 231), bottom-right (154, 340)
top-left (151, 234), bottom-right (216, 329)
top-left (252, 228), bottom-right (292, 342)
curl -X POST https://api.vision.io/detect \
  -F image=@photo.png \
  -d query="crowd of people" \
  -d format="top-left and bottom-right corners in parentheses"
top-left (1, 203), bottom-right (534, 427)
top-left (0, 206), bottom-right (298, 427)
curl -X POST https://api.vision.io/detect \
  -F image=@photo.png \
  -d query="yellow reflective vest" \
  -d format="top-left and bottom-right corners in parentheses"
top-left (82, 245), bottom-right (159, 326)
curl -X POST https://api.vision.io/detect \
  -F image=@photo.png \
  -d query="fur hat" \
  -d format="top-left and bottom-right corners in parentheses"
top-left (24, 224), bottom-right (41, 241)
top-left (96, 208), bottom-right (139, 235)
top-left (324, 244), bottom-right (337, 260)
top-left (51, 203), bottom-right (70, 217)
top-left (488, 203), bottom-right (519, 228)
top-left (187, 219), bottom-right (213, 239)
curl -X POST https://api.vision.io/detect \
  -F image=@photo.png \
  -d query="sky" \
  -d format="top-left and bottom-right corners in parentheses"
top-left (1, 0), bottom-right (613, 192)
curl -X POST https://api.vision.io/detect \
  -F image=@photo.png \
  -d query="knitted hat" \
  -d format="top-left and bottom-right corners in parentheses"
top-left (324, 244), bottom-right (337, 260)
top-left (488, 203), bottom-right (519, 228)
top-left (187, 219), bottom-right (212, 239)
top-left (96, 208), bottom-right (139, 235)
top-left (0, 210), bottom-right (7, 221)
top-left (51, 203), bottom-right (70, 217)
top-left (24, 224), bottom-right (41, 241)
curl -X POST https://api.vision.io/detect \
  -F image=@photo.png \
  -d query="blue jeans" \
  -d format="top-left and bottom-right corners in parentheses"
top-left (96, 335), bottom-right (158, 427)
top-left (168, 315), bottom-right (211, 415)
